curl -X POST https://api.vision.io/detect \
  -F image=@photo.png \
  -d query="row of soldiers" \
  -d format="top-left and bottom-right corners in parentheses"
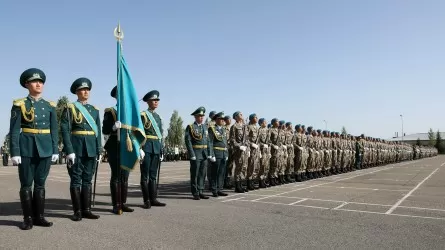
top-left (194, 110), bottom-right (438, 194)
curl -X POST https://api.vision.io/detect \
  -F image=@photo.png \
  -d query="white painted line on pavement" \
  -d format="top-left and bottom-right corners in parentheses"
top-left (398, 205), bottom-right (445, 213)
top-left (318, 185), bottom-right (410, 192)
top-left (385, 167), bottom-right (439, 214)
top-left (251, 166), bottom-right (393, 202)
top-left (222, 197), bottom-right (244, 202)
top-left (333, 202), bottom-right (348, 210)
top-left (288, 198), bottom-right (307, 205)
top-left (368, 179), bottom-right (409, 182)
top-left (441, 162), bottom-right (445, 167)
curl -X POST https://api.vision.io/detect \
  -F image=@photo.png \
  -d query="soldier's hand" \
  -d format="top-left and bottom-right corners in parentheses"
top-left (282, 145), bottom-right (287, 150)
top-left (190, 156), bottom-right (196, 161)
top-left (97, 154), bottom-right (102, 163)
top-left (51, 154), bottom-right (59, 163)
top-left (113, 121), bottom-right (122, 131)
top-left (67, 153), bottom-right (76, 164)
top-left (11, 156), bottom-right (21, 165)
top-left (239, 146), bottom-right (247, 151)
top-left (251, 143), bottom-right (258, 149)
top-left (139, 149), bottom-right (145, 161)
top-left (273, 145), bottom-right (279, 150)
top-left (210, 157), bottom-right (216, 162)
top-left (263, 145), bottom-right (269, 149)
top-left (160, 154), bottom-right (164, 162)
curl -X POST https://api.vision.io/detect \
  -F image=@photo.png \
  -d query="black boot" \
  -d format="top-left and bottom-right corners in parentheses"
top-left (242, 180), bottom-right (249, 192)
top-left (269, 177), bottom-right (276, 186)
top-left (121, 181), bottom-right (133, 212)
top-left (295, 173), bottom-right (302, 182)
top-left (285, 174), bottom-right (293, 183)
top-left (141, 182), bottom-right (151, 209)
top-left (149, 182), bottom-right (166, 206)
top-left (70, 187), bottom-right (82, 221)
top-left (280, 175), bottom-right (287, 184)
top-left (223, 177), bottom-right (230, 189)
top-left (247, 180), bottom-right (255, 190)
top-left (110, 182), bottom-right (122, 215)
top-left (81, 185), bottom-right (100, 219)
top-left (33, 189), bottom-right (52, 227)
top-left (259, 179), bottom-right (266, 188)
top-left (235, 181), bottom-right (245, 193)
top-left (19, 189), bottom-right (33, 230)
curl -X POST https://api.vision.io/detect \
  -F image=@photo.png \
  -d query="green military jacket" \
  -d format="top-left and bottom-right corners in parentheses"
top-left (208, 125), bottom-right (228, 159)
top-left (184, 122), bottom-right (210, 160)
top-left (9, 96), bottom-right (58, 158)
top-left (60, 102), bottom-right (102, 158)
top-left (141, 109), bottom-right (163, 154)
top-left (102, 107), bottom-right (117, 154)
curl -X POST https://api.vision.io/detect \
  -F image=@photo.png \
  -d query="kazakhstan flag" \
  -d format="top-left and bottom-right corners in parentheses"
top-left (116, 30), bottom-right (146, 171)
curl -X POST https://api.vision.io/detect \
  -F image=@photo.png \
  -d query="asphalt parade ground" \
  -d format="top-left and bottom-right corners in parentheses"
top-left (1, 156), bottom-right (445, 249)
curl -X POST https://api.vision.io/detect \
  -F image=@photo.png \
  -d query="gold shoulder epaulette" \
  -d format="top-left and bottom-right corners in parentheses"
top-left (105, 107), bottom-right (112, 112)
top-left (13, 98), bottom-right (26, 106)
top-left (49, 101), bottom-right (56, 107)
top-left (93, 105), bottom-right (99, 110)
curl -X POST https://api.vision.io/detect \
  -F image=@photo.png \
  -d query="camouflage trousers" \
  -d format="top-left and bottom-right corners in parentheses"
top-left (324, 150), bottom-right (331, 170)
top-left (294, 147), bottom-right (303, 173)
top-left (301, 148), bottom-right (309, 173)
top-left (285, 146), bottom-right (295, 175)
top-left (234, 149), bottom-right (248, 181)
top-left (247, 147), bottom-right (260, 180)
top-left (307, 149), bottom-right (315, 172)
top-left (258, 147), bottom-right (271, 180)
top-left (278, 146), bottom-right (287, 176)
top-left (331, 150), bottom-right (338, 169)
top-left (269, 146), bottom-right (280, 178)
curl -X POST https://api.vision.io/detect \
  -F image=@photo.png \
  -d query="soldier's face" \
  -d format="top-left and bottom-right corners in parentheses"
top-left (251, 117), bottom-right (258, 124)
top-left (76, 88), bottom-right (90, 100)
top-left (195, 115), bottom-right (205, 124)
top-left (216, 118), bottom-right (224, 126)
top-left (224, 118), bottom-right (231, 125)
top-left (237, 113), bottom-right (243, 122)
top-left (148, 99), bottom-right (159, 110)
top-left (25, 80), bottom-right (44, 94)
top-left (261, 120), bottom-right (267, 127)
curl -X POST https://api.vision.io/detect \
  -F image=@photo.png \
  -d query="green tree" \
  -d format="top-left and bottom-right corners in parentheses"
top-left (165, 110), bottom-right (184, 148)
top-left (416, 138), bottom-right (421, 146)
top-left (428, 128), bottom-right (436, 146)
top-left (435, 131), bottom-right (444, 154)
top-left (341, 126), bottom-right (347, 135)
top-left (56, 96), bottom-right (70, 144)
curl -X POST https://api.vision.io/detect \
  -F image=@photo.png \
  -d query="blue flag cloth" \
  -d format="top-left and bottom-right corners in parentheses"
top-left (116, 40), bottom-right (146, 171)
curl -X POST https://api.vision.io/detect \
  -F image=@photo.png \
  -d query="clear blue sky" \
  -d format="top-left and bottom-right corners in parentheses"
top-left (1, 0), bottom-right (444, 144)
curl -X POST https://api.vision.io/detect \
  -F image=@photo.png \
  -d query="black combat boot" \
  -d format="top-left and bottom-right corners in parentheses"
top-left (235, 181), bottom-right (245, 193)
top-left (81, 185), bottom-right (100, 219)
top-left (259, 178), bottom-right (266, 188)
top-left (295, 173), bottom-right (302, 182)
top-left (121, 180), bottom-right (134, 212)
top-left (242, 180), bottom-right (249, 192)
top-left (19, 189), bottom-right (33, 230)
top-left (149, 181), bottom-right (166, 206)
top-left (247, 180), bottom-right (255, 191)
top-left (110, 182), bottom-right (122, 215)
top-left (141, 181), bottom-right (151, 209)
top-left (33, 189), bottom-right (53, 227)
top-left (70, 187), bottom-right (82, 221)
top-left (285, 174), bottom-right (293, 183)
top-left (269, 177), bottom-right (276, 186)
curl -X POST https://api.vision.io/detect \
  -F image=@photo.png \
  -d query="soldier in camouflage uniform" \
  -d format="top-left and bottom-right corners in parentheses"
top-left (268, 118), bottom-right (281, 186)
top-left (277, 120), bottom-right (287, 184)
top-left (246, 114), bottom-right (260, 190)
top-left (223, 115), bottom-right (233, 189)
top-left (230, 111), bottom-right (249, 193)
top-left (284, 122), bottom-right (295, 183)
top-left (257, 118), bottom-right (270, 188)
top-left (323, 131), bottom-right (332, 176)
top-left (306, 127), bottom-right (316, 179)
top-left (293, 124), bottom-right (304, 182)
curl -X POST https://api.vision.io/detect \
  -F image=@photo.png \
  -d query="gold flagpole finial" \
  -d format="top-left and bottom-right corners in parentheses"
top-left (114, 22), bottom-right (124, 41)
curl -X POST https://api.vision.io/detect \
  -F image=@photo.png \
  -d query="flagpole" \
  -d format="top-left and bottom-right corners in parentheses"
top-left (114, 22), bottom-right (124, 215)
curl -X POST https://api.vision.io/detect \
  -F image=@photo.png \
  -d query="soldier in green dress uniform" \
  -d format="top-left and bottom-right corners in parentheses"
top-left (140, 90), bottom-right (166, 208)
top-left (102, 86), bottom-right (134, 214)
top-left (207, 112), bottom-right (229, 197)
top-left (61, 78), bottom-right (102, 221)
top-left (184, 107), bottom-right (211, 200)
top-left (10, 68), bottom-right (59, 230)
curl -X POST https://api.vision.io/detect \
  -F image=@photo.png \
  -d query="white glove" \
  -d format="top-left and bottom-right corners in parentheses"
top-left (282, 145), bottom-right (287, 150)
top-left (263, 145), bottom-right (269, 149)
top-left (160, 154), bottom-right (164, 161)
top-left (97, 154), bottom-right (102, 163)
top-left (51, 154), bottom-right (59, 162)
top-left (273, 145), bottom-right (279, 150)
top-left (11, 156), bottom-right (21, 165)
top-left (191, 156), bottom-right (196, 160)
top-left (259, 152), bottom-right (262, 159)
top-left (210, 157), bottom-right (216, 162)
top-left (247, 151), bottom-right (250, 157)
top-left (225, 157), bottom-right (228, 161)
top-left (251, 143), bottom-right (258, 149)
top-left (239, 146), bottom-right (247, 151)
top-left (139, 149), bottom-right (145, 160)
top-left (112, 121), bottom-right (122, 131)
top-left (67, 153), bottom-right (76, 164)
